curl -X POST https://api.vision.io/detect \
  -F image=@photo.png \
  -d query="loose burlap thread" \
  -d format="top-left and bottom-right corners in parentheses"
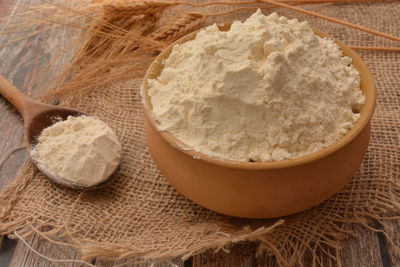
top-left (0, 1), bottom-right (399, 266)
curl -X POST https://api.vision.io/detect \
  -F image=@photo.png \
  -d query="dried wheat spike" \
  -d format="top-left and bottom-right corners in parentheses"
top-left (150, 13), bottom-right (207, 42)
top-left (103, 0), bottom-right (174, 17)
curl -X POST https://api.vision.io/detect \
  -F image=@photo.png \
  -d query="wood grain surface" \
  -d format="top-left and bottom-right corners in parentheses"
top-left (0, 0), bottom-right (398, 266)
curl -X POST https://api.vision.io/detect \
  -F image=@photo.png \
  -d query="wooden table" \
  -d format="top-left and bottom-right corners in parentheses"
top-left (0, 0), bottom-right (398, 266)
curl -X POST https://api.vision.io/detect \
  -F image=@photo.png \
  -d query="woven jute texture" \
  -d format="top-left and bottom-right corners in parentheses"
top-left (0, 1), bottom-right (399, 266)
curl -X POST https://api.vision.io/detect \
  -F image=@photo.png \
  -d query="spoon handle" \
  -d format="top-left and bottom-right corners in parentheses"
top-left (0, 74), bottom-right (34, 118)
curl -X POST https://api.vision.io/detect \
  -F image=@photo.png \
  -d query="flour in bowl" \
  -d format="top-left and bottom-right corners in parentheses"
top-left (148, 10), bottom-right (365, 162)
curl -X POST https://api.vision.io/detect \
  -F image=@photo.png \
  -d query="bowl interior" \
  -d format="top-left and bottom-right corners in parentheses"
top-left (141, 24), bottom-right (376, 170)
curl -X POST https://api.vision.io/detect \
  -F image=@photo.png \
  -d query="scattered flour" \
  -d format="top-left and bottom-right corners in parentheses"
top-left (31, 116), bottom-right (121, 186)
top-left (148, 10), bottom-right (365, 162)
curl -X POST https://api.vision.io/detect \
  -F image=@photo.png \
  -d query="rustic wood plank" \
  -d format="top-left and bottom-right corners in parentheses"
top-left (0, 237), bottom-right (17, 267)
top-left (192, 242), bottom-right (256, 266)
top-left (382, 219), bottom-right (400, 267)
top-left (9, 234), bottom-right (83, 267)
top-left (0, 110), bottom-right (26, 189)
top-left (339, 225), bottom-right (384, 267)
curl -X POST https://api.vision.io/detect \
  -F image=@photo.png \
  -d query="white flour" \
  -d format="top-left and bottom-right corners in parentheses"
top-left (31, 116), bottom-right (121, 186)
top-left (148, 10), bottom-right (365, 162)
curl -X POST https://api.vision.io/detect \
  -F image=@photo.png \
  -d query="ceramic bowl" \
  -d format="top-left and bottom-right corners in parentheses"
top-left (141, 24), bottom-right (376, 218)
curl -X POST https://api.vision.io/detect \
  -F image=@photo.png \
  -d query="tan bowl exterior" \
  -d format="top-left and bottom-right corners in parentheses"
top-left (141, 24), bottom-right (376, 218)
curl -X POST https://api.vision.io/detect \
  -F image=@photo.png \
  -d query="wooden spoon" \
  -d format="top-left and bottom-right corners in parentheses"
top-left (0, 75), bottom-right (116, 190)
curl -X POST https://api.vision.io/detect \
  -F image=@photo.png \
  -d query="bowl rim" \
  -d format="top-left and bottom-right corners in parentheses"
top-left (141, 24), bottom-right (376, 170)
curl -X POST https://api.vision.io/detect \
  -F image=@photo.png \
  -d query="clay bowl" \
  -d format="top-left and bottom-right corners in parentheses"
top-left (141, 24), bottom-right (376, 219)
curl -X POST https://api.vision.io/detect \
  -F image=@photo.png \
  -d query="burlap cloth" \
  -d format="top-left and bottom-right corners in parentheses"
top-left (0, 1), bottom-right (399, 266)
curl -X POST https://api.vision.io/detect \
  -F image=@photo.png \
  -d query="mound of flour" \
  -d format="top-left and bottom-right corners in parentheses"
top-left (148, 10), bottom-right (365, 162)
top-left (31, 116), bottom-right (121, 186)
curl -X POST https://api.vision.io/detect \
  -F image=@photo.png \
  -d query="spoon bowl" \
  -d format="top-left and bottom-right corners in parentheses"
top-left (0, 75), bottom-right (119, 190)
top-left (25, 107), bottom-right (83, 147)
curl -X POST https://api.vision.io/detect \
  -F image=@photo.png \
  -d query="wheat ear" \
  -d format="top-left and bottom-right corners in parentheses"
top-left (150, 13), bottom-right (207, 42)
